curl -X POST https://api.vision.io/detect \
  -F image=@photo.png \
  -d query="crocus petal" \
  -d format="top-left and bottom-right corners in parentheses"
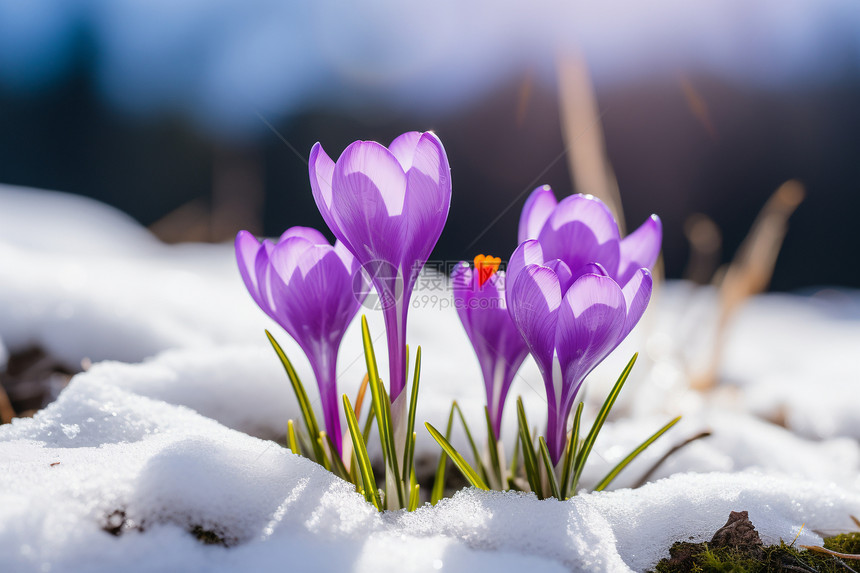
top-left (330, 141), bottom-right (409, 269)
top-left (285, 248), bottom-right (360, 343)
top-left (518, 185), bottom-right (558, 244)
top-left (619, 268), bottom-right (653, 341)
top-left (309, 143), bottom-right (344, 244)
top-left (544, 258), bottom-right (574, 296)
top-left (269, 236), bottom-right (321, 284)
top-left (505, 239), bottom-right (545, 310)
top-left (401, 132), bottom-right (452, 276)
top-left (334, 140), bottom-right (407, 216)
top-left (455, 268), bottom-right (529, 437)
top-left (538, 194), bottom-right (621, 279)
top-left (451, 262), bottom-right (475, 341)
top-left (253, 240), bottom-right (286, 327)
top-left (508, 264), bottom-right (562, 375)
top-left (388, 131), bottom-right (423, 171)
top-left (235, 231), bottom-right (262, 296)
top-left (618, 214), bottom-right (662, 286)
top-left (580, 262), bottom-right (608, 277)
top-left (555, 273), bottom-right (626, 412)
top-left (279, 226), bottom-right (329, 245)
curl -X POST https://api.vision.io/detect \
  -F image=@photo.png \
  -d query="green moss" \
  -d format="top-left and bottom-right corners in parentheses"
top-left (823, 531), bottom-right (860, 555)
top-left (651, 540), bottom-right (857, 573)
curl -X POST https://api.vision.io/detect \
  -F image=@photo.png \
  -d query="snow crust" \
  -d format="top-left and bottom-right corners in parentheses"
top-left (2, 185), bottom-right (860, 571)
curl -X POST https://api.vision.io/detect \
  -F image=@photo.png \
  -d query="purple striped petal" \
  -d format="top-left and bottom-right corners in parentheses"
top-left (619, 268), bottom-right (653, 341)
top-left (618, 214), bottom-right (662, 286)
top-left (538, 194), bottom-right (622, 279)
top-left (236, 231), bottom-right (263, 298)
top-left (401, 132), bottom-right (452, 276)
top-left (388, 131), bottom-right (423, 171)
top-left (309, 143), bottom-right (344, 247)
top-left (508, 264), bottom-right (562, 376)
top-left (269, 236), bottom-right (321, 284)
top-left (505, 239), bottom-right (545, 310)
top-left (279, 226), bottom-right (329, 245)
top-left (255, 240), bottom-right (278, 319)
top-left (556, 274), bottom-right (626, 395)
top-left (330, 141), bottom-right (409, 268)
top-left (544, 258), bottom-right (574, 295)
top-left (553, 273), bottom-right (626, 462)
top-left (275, 247), bottom-right (359, 345)
top-left (518, 185), bottom-right (558, 243)
top-left (451, 261), bottom-right (475, 342)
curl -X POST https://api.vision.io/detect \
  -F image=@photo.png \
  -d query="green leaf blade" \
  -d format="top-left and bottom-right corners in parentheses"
top-left (593, 415), bottom-right (681, 492)
top-left (571, 353), bottom-right (638, 493)
top-left (266, 330), bottom-right (327, 464)
top-left (402, 346), bottom-right (422, 480)
top-left (538, 437), bottom-right (561, 500)
top-left (425, 422), bottom-right (489, 491)
top-left (516, 397), bottom-right (543, 499)
top-left (431, 402), bottom-right (458, 505)
top-left (343, 394), bottom-right (381, 510)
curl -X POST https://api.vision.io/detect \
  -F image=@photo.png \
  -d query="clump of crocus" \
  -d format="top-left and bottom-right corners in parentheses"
top-left (427, 191), bottom-right (679, 501)
top-left (235, 227), bottom-right (365, 456)
top-left (509, 188), bottom-right (661, 466)
top-left (451, 255), bottom-right (528, 438)
top-left (506, 238), bottom-right (653, 463)
top-left (309, 131), bottom-right (451, 404)
top-left (305, 131), bottom-right (451, 511)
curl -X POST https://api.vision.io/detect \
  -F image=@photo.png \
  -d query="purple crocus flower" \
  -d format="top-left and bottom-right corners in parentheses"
top-left (451, 256), bottom-right (529, 438)
top-left (309, 131), bottom-right (451, 402)
top-left (235, 226), bottom-right (365, 455)
top-left (506, 191), bottom-right (659, 464)
top-left (518, 185), bottom-right (662, 288)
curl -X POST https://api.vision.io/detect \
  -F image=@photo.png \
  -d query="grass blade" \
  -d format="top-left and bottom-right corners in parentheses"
top-left (402, 346), bottom-right (422, 480)
top-left (287, 419), bottom-right (301, 456)
top-left (343, 394), bottom-right (381, 510)
top-left (425, 422), bottom-right (489, 490)
top-left (315, 433), bottom-right (332, 471)
top-left (508, 428), bottom-right (521, 488)
top-left (516, 397), bottom-right (543, 498)
top-left (453, 403), bottom-right (490, 485)
top-left (361, 316), bottom-right (404, 508)
top-left (408, 483), bottom-right (420, 511)
top-left (484, 407), bottom-right (503, 489)
top-left (431, 402), bottom-right (458, 505)
top-left (571, 353), bottom-right (638, 493)
top-left (266, 330), bottom-right (326, 463)
top-left (538, 437), bottom-right (561, 500)
top-left (560, 402), bottom-right (583, 499)
top-left (593, 416), bottom-right (681, 492)
top-left (325, 433), bottom-right (351, 482)
top-left (361, 405), bottom-right (376, 443)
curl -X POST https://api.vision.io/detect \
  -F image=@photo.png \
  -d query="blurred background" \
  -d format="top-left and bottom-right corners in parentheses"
top-left (1, 0), bottom-right (859, 290)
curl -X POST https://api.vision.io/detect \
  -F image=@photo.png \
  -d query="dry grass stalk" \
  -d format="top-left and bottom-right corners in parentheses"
top-left (557, 50), bottom-right (625, 233)
top-left (692, 180), bottom-right (805, 390)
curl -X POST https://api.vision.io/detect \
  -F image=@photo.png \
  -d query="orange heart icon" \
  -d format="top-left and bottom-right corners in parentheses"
top-left (473, 254), bottom-right (501, 287)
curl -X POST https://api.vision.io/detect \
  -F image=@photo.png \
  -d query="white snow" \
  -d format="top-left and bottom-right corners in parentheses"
top-left (3, 376), bottom-right (859, 573)
top-left (2, 183), bottom-right (860, 571)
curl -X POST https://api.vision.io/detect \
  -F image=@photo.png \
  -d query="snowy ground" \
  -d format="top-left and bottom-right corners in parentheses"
top-left (1, 183), bottom-right (859, 572)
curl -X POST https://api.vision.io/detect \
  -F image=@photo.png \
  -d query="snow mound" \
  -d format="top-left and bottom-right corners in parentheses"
top-left (2, 378), bottom-right (859, 573)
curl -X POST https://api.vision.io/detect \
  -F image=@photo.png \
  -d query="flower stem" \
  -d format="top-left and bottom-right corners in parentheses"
top-left (311, 349), bottom-right (342, 456)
